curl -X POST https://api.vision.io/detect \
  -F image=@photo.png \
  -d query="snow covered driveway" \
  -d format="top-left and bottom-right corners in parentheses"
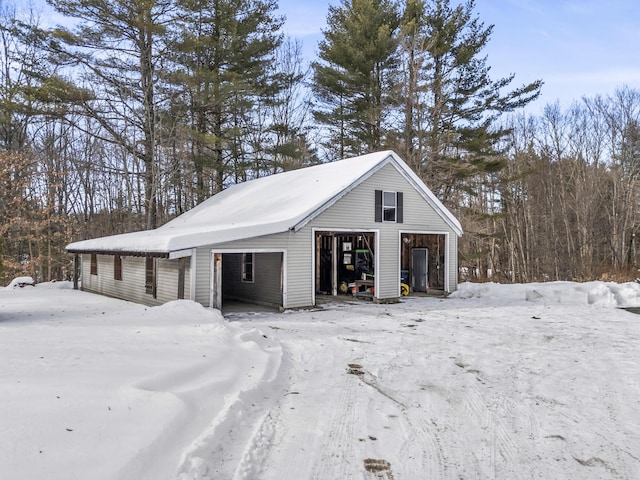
top-left (2, 281), bottom-right (640, 479)
top-left (236, 291), bottom-right (640, 480)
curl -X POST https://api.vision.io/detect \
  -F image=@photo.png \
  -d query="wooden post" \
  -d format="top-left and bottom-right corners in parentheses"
top-left (177, 257), bottom-right (185, 300)
top-left (73, 254), bottom-right (79, 290)
top-left (332, 235), bottom-right (338, 296)
top-left (211, 252), bottom-right (223, 309)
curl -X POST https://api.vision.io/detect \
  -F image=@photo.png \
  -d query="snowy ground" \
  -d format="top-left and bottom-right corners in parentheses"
top-left (1, 281), bottom-right (640, 479)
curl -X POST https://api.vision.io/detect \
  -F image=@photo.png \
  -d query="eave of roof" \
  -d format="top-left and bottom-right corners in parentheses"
top-left (65, 150), bottom-right (462, 255)
top-left (66, 249), bottom-right (169, 258)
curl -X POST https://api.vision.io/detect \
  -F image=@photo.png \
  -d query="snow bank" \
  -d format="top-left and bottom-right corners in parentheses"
top-left (2, 279), bottom-right (75, 290)
top-left (451, 280), bottom-right (640, 307)
top-left (4, 280), bottom-right (640, 480)
top-left (0, 287), bottom-right (283, 480)
top-left (5, 276), bottom-right (36, 288)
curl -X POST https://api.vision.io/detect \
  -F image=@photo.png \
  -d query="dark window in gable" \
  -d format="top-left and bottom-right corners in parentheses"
top-left (242, 253), bottom-right (254, 283)
top-left (114, 255), bottom-right (122, 281)
top-left (383, 191), bottom-right (397, 222)
top-left (375, 190), bottom-right (403, 223)
top-left (90, 254), bottom-right (97, 276)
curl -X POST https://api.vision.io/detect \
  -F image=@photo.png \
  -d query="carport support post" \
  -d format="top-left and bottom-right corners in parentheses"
top-left (332, 235), bottom-right (338, 296)
top-left (73, 254), bottom-right (79, 290)
top-left (212, 252), bottom-right (222, 309)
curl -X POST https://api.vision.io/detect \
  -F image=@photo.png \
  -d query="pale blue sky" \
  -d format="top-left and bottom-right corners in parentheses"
top-left (277, 0), bottom-right (640, 112)
top-left (33, 0), bottom-right (640, 113)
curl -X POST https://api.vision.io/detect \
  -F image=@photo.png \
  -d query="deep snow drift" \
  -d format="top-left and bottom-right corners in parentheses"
top-left (1, 280), bottom-right (639, 479)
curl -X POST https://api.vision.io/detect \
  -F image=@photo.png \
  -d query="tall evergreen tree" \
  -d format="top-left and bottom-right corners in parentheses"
top-left (393, 0), bottom-right (542, 202)
top-left (312, 0), bottom-right (401, 159)
top-left (171, 0), bottom-right (283, 199)
top-left (0, 4), bottom-right (85, 153)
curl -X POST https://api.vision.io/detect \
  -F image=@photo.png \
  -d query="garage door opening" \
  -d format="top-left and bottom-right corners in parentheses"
top-left (400, 233), bottom-right (446, 294)
top-left (315, 232), bottom-right (375, 297)
top-left (211, 251), bottom-right (284, 311)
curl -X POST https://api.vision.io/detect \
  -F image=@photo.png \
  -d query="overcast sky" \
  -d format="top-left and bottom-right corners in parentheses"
top-left (277, 0), bottom-right (640, 113)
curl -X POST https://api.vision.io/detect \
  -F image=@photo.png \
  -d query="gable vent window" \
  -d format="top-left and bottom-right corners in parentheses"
top-left (242, 253), bottom-right (254, 283)
top-left (375, 190), bottom-right (403, 223)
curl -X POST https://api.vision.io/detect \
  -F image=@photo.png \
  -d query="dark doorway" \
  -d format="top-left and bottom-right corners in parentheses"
top-left (317, 235), bottom-right (333, 294)
top-left (411, 248), bottom-right (429, 292)
top-left (315, 232), bottom-right (375, 296)
top-left (401, 233), bottom-right (446, 292)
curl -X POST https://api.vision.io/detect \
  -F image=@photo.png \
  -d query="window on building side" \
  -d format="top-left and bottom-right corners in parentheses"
top-left (114, 255), bottom-right (122, 281)
top-left (145, 257), bottom-right (156, 297)
top-left (383, 191), bottom-right (397, 222)
top-left (375, 190), bottom-right (403, 223)
top-left (90, 254), bottom-right (97, 276)
top-left (242, 253), bottom-right (254, 283)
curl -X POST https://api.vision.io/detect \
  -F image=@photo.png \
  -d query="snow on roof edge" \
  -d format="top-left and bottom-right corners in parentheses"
top-left (65, 150), bottom-right (462, 254)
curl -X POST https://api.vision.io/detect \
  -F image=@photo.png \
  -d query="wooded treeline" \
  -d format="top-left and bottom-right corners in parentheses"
top-left (0, 0), bottom-right (638, 285)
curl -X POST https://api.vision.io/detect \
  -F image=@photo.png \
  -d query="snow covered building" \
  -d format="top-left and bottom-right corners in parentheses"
top-left (66, 151), bottom-right (462, 310)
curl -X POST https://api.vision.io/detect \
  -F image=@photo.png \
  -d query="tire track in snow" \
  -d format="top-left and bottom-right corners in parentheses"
top-left (364, 458), bottom-right (395, 480)
top-left (175, 329), bottom-right (284, 480)
top-left (539, 386), bottom-right (637, 480)
top-left (462, 382), bottom-right (534, 479)
top-left (257, 342), bottom-right (326, 480)
top-left (310, 371), bottom-right (359, 480)
top-left (354, 365), bottom-right (453, 480)
top-left (233, 409), bottom-right (280, 479)
top-left (401, 411), bottom-right (453, 480)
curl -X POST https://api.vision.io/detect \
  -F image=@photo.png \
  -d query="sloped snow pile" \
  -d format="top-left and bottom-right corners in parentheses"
top-left (147, 299), bottom-right (226, 327)
top-left (2, 278), bottom-right (75, 290)
top-left (0, 284), bottom-right (283, 480)
top-left (5, 276), bottom-right (36, 288)
top-left (451, 280), bottom-right (640, 308)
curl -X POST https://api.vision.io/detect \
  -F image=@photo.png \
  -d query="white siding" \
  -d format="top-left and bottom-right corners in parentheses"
top-left (80, 254), bottom-right (184, 307)
top-left (196, 162), bottom-right (459, 308)
top-left (194, 248), bottom-right (211, 306)
top-left (79, 161), bottom-right (459, 309)
top-left (183, 262), bottom-right (191, 301)
top-left (301, 162), bottom-right (459, 300)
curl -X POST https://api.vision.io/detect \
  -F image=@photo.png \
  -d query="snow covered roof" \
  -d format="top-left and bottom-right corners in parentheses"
top-left (66, 150), bottom-right (462, 255)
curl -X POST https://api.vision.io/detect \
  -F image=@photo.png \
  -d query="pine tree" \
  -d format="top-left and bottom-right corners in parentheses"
top-left (393, 0), bottom-right (542, 202)
top-left (170, 0), bottom-right (283, 199)
top-left (47, 0), bottom-right (175, 229)
top-left (312, 0), bottom-right (401, 159)
top-left (0, 4), bottom-right (86, 153)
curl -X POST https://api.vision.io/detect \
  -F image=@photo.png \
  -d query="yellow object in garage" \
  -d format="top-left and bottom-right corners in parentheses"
top-left (400, 283), bottom-right (410, 296)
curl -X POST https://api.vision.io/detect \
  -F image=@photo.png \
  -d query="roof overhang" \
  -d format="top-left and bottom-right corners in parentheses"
top-left (66, 249), bottom-right (170, 258)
